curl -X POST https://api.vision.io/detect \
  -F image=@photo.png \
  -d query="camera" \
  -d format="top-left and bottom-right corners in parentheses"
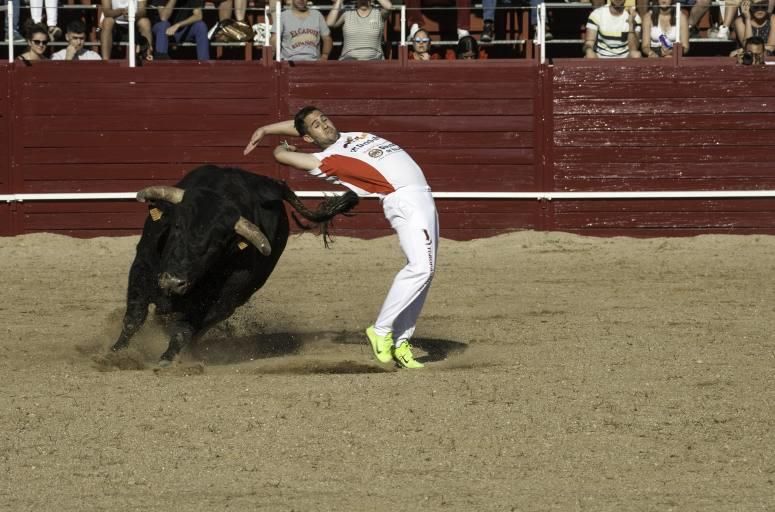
top-left (742, 51), bottom-right (754, 65)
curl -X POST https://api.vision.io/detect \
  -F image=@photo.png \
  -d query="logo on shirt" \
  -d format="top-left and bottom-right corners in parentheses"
top-left (368, 149), bottom-right (383, 158)
top-left (343, 133), bottom-right (369, 149)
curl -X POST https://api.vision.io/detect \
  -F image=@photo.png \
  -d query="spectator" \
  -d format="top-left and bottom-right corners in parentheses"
top-left (16, 24), bottom-right (49, 62)
top-left (270, 0), bottom-right (332, 61)
top-left (684, 0), bottom-right (713, 39)
top-left (1, 0), bottom-right (25, 43)
top-left (584, 0), bottom-right (641, 58)
top-left (100, 0), bottom-right (154, 61)
top-left (735, 0), bottom-right (775, 51)
top-left (405, 0), bottom-right (495, 41)
top-left (737, 34), bottom-right (766, 62)
top-left (408, 26), bottom-right (439, 60)
top-left (29, 0), bottom-right (61, 40)
top-left (151, 0), bottom-right (210, 60)
top-left (641, 0), bottom-right (689, 57)
top-left (52, 19), bottom-right (102, 60)
top-left (455, 33), bottom-right (478, 58)
top-left (326, 0), bottom-right (392, 60)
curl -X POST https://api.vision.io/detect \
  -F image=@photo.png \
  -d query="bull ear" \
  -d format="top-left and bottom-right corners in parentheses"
top-left (234, 217), bottom-right (272, 256)
top-left (137, 186), bottom-right (185, 204)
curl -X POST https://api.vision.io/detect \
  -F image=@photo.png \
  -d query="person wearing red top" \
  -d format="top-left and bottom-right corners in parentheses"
top-left (244, 106), bottom-right (439, 369)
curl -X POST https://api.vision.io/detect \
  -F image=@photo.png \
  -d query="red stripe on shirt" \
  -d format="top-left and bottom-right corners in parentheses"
top-left (319, 154), bottom-right (395, 195)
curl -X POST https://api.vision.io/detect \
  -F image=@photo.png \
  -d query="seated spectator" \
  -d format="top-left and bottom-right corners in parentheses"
top-left (29, 0), bottom-right (61, 40)
top-left (683, 0), bottom-right (712, 39)
top-left (641, 0), bottom-right (689, 57)
top-left (270, 0), bottom-right (332, 61)
top-left (584, 0), bottom-right (641, 58)
top-left (455, 34), bottom-right (478, 59)
top-left (326, 0), bottom-right (392, 60)
top-left (100, 0), bottom-right (154, 61)
top-left (52, 20), bottom-right (102, 60)
top-left (735, 0), bottom-right (775, 52)
top-left (408, 26), bottom-right (439, 60)
top-left (16, 24), bottom-right (49, 62)
top-left (405, 0), bottom-right (495, 41)
top-left (737, 34), bottom-right (766, 62)
top-left (151, 0), bottom-right (210, 60)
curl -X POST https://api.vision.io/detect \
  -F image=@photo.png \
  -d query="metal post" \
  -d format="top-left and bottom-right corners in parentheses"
top-left (128, 0), bottom-right (136, 67)
top-left (539, 2), bottom-right (546, 64)
top-left (675, 1), bottom-right (681, 46)
top-left (400, 5), bottom-right (406, 46)
top-left (264, 7), bottom-right (270, 47)
top-left (8, 1), bottom-right (14, 62)
top-left (275, 0), bottom-right (281, 62)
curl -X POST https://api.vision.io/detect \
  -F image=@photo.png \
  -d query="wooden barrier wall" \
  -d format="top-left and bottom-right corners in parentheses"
top-left (1, 58), bottom-right (775, 239)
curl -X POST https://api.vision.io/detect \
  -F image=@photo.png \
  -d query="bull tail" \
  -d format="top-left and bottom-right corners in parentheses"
top-left (281, 184), bottom-right (359, 247)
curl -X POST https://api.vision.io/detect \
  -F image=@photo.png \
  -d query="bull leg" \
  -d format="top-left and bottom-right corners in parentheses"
top-left (111, 262), bottom-right (154, 352)
top-left (158, 321), bottom-right (194, 367)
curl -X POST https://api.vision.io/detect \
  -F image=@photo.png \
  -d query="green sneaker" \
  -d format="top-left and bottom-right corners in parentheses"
top-left (393, 340), bottom-right (424, 369)
top-left (366, 325), bottom-right (394, 364)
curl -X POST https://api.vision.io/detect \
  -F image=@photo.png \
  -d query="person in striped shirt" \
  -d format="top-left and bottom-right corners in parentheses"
top-left (326, 0), bottom-right (392, 60)
top-left (244, 106), bottom-right (438, 369)
top-left (584, 0), bottom-right (642, 58)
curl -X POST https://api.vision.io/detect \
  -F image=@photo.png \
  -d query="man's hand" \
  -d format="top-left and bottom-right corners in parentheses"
top-left (165, 24), bottom-right (180, 36)
top-left (65, 41), bottom-right (79, 60)
top-left (244, 126), bottom-right (267, 155)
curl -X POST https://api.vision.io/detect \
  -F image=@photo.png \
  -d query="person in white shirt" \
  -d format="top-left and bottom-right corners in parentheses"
top-left (100, 0), bottom-right (153, 61)
top-left (584, 0), bottom-right (642, 58)
top-left (51, 20), bottom-right (102, 60)
top-left (244, 106), bottom-right (439, 369)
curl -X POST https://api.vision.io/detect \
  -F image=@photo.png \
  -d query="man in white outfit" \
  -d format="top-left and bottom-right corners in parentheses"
top-left (244, 106), bottom-right (439, 369)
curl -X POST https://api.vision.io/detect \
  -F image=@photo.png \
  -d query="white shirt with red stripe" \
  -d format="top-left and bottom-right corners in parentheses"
top-left (311, 132), bottom-right (429, 198)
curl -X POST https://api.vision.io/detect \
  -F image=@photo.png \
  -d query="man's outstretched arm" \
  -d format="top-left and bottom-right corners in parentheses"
top-left (244, 120), bottom-right (300, 155)
top-left (272, 143), bottom-right (322, 171)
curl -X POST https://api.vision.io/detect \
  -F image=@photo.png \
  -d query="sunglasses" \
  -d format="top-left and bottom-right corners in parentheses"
top-left (31, 39), bottom-right (48, 46)
top-left (413, 37), bottom-right (430, 43)
top-left (751, 4), bottom-right (768, 10)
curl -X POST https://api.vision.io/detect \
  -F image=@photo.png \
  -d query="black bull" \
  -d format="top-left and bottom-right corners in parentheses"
top-left (110, 165), bottom-right (358, 365)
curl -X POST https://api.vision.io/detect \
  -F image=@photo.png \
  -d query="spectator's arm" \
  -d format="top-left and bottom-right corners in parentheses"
top-left (176, 7), bottom-right (203, 28)
top-left (627, 9), bottom-right (642, 57)
top-left (680, 11), bottom-right (690, 54)
top-left (321, 34), bottom-right (333, 59)
top-left (327, 0), bottom-right (345, 28)
top-left (640, 16), bottom-right (656, 57)
top-left (583, 27), bottom-right (598, 58)
top-left (768, 14), bottom-right (775, 53)
top-left (377, 0), bottom-right (393, 19)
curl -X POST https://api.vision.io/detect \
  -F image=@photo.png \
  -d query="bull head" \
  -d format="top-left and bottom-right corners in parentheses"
top-left (136, 185), bottom-right (271, 256)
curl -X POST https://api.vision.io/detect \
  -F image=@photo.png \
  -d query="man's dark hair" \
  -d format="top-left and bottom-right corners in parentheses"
top-left (66, 19), bottom-right (87, 35)
top-left (294, 105), bottom-right (320, 136)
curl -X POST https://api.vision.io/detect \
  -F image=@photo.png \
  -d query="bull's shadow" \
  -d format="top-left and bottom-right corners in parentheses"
top-left (188, 330), bottom-right (467, 366)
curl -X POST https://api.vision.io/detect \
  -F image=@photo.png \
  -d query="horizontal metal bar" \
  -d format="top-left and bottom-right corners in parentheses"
top-left (5, 191), bottom-right (775, 203)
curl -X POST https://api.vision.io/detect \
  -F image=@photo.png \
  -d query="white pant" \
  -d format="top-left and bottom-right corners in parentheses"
top-left (30, 0), bottom-right (58, 26)
top-left (374, 186), bottom-right (439, 345)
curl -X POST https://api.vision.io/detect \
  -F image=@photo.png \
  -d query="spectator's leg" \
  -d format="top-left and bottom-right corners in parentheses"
top-left (183, 20), bottom-right (210, 60)
top-left (481, 0), bottom-right (495, 41)
top-left (45, 0), bottom-right (57, 26)
top-left (100, 17), bottom-right (115, 60)
top-left (235, 0), bottom-right (247, 21)
top-left (733, 14), bottom-right (745, 44)
top-left (687, 0), bottom-right (710, 32)
top-left (137, 17), bottom-right (153, 58)
top-left (153, 20), bottom-right (171, 55)
top-left (219, 0), bottom-right (234, 21)
top-left (636, 0), bottom-right (648, 16)
top-left (530, 0), bottom-right (538, 26)
top-left (457, 0), bottom-right (471, 32)
top-left (30, 0), bottom-right (43, 24)
top-left (405, 0), bottom-right (423, 27)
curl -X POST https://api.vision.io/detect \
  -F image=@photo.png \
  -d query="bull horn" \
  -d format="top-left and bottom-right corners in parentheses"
top-left (136, 186), bottom-right (185, 204)
top-left (234, 217), bottom-right (272, 256)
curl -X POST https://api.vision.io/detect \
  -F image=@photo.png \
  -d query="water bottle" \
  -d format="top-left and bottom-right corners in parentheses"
top-left (659, 34), bottom-right (673, 49)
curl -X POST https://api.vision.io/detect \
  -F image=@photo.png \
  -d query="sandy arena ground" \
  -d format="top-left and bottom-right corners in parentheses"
top-left (1, 230), bottom-right (774, 511)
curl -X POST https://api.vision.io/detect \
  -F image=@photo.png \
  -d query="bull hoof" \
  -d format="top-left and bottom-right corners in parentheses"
top-left (110, 342), bottom-right (128, 352)
top-left (158, 358), bottom-right (174, 368)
